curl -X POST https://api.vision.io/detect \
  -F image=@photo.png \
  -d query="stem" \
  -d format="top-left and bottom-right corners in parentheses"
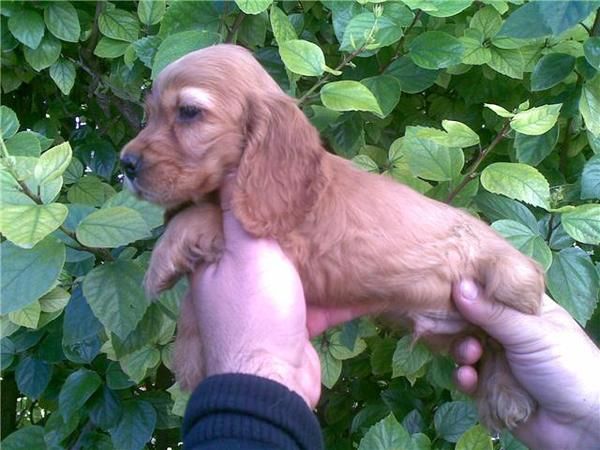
top-left (445, 122), bottom-right (511, 204)
top-left (225, 12), bottom-right (246, 43)
top-left (379, 9), bottom-right (423, 73)
top-left (297, 45), bottom-right (367, 106)
top-left (546, 214), bottom-right (555, 242)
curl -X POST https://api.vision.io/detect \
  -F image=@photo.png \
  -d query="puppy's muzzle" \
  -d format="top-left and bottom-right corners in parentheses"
top-left (120, 153), bottom-right (142, 180)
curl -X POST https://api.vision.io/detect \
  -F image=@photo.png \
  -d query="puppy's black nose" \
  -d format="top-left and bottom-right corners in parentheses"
top-left (120, 154), bottom-right (140, 180)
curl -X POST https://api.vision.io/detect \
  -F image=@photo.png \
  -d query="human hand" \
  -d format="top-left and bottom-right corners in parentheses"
top-left (190, 175), bottom-right (371, 408)
top-left (452, 280), bottom-right (600, 450)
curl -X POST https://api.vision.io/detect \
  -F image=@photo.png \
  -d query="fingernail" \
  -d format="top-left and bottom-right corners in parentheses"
top-left (460, 279), bottom-right (479, 301)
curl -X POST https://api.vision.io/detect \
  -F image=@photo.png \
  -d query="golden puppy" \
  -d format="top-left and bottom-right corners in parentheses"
top-left (121, 44), bottom-right (544, 431)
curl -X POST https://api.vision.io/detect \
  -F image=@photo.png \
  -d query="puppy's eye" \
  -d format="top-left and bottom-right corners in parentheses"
top-left (178, 105), bottom-right (202, 121)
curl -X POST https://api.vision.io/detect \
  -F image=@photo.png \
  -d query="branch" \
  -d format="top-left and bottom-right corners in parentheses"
top-left (297, 45), bottom-right (367, 106)
top-left (379, 9), bottom-right (423, 73)
top-left (225, 12), bottom-right (246, 43)
top-left (445, 122), bottom-right (511, 204)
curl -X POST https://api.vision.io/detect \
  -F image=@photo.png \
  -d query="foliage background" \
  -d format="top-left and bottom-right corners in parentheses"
top-left (1, 0), bottom-right (599, 449)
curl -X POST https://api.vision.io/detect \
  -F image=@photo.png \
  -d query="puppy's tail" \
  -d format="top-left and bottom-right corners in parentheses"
top-left (478, 253), bottom-right (544, 315)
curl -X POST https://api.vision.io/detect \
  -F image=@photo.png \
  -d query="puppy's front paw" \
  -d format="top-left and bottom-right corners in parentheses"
top-left (144, 203), bottom-right (223, 298)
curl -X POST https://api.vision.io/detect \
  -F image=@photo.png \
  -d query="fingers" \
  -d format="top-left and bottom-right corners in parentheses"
top-left (452, 279), bottom-right (533, 345)
top-left (454, 365), bottom-right (478, 394)
top-left (452, 336), bottom-right (483, 365)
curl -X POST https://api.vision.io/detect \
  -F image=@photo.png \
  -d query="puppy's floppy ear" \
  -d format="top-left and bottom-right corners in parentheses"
top-left (233, 93), bottom-right (326, 237)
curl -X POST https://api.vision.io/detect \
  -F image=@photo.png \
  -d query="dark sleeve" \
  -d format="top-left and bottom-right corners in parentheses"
top-left (183, 373), bottom-right (324, 450)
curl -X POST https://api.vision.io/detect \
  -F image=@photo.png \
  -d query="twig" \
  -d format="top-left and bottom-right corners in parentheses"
top-left (445, 122), bottom-right (511, 204)
top-left (297, 45), bottom-right (367, 106)
top-left (379, 9), bottom-right (423, 73)
top-left (226, 12), bottom-right (246, 43)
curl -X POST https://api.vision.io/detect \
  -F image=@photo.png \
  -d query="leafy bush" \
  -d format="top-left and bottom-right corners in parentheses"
top-left (1, 1), bottom-right (599, 449)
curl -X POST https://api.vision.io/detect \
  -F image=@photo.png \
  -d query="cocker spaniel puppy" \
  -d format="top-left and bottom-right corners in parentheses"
top-left (121, 44), bottom-right (544, 431)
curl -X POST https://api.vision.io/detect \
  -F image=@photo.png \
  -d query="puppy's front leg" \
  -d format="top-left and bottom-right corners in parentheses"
top-left (145, 203), bottom-right (223, 298)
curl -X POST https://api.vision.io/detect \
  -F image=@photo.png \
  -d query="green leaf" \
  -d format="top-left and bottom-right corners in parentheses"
top-left (0, 203), bottom-right (68, 249)
top-left (279, 39), bottom-right (325, 77)
top-left (104, 190), bottom-right (164, 230)
top-left (39, 287), bottom-right (70, 313)
top-left (392, 336), bottom-right (432, 380)
top-left (434, 401), bottom-right (478, 443)
top-left (0, 238), bottom-right (65, 314)
top-left (492, 220), bottom-right (552, 270)
top-left (23, 34), bottom-right (61, 71)
top-left (403, 128), bottom-right (464, 181)
top-left (5, 131), bottom-right (42, 157)
top-left (99, 9), bottom-right (139, 42)
top-left (120, 345), bottom-right (161, 382)
top-left (385, 56), bottom-right (439, 94)
top-left (235, 0), bottom-right (273, 15)
top-left (341, 12), bottom-right (403, 52)
top-left (329, 331), bottom-right (367, 360)
top-left (358, 414), bottom-right (413, 450)
top-left (49, 59), bottom-right (76, 95)
top-left (8, 9), bottom-right (45, 49)
top-left (270, 6), bottom-right (297, 44)
top-left (83, 260), bottom-right (150, 340)
top-left (484, 103), bottom-right (514, 118)
top-left (580, 75), bottom-right (600, 137)
top-left (34, 141), bottom-right (72, 184)
top-left (547, 248), bottom-right (599, 325)
top-left (402, 0), bottom-right (472, 17)
top-left (109, 400), bottom-right (157, 450)
top-left (132, 36), bottom-right (161, 68)
top-left (317, 344), bottom-right (342, 389)
top-left (158, 1), bottom-right (220, 37)
top-left (498, 1), bottom-right (599, 39)
top-left (584, 36), bottom-right (600, 70)
top-left (515, 125), bottom-right (559, 166)
top-left (487, 47), bottom-right (524, 79)
top-left (59, 368), bottom-right (102, 421)
top-left (510, 104), bottom-right (562, 136)
top-left (456, 424), bottom-right (493, 450)
top-left (1, 105), bottom-right (19, 139)
top-left (1, 426), bottom-right (46, 450)
top-left (94, 37), bottom-right (130, 58)
top-left (90, 386), bottom-right (122, 430)
top-left (409, 31), bottom-right (464, 70)
top-left (470, 6), bottom-right (502, 39)
top-left (561, 204), bottom-right (600, 244)
top-left (76, 206), bottom-right (151, 248)
top-left (8, 301), bottom-right (41, 329)
top-left (151, 30), bottom-right (221, 79)
top-left (442, 120), bottom-right (480, 147)
top-left (460, 33), bottom-right (492, 66)
top-left (531, 53), bottom-right (576, 91)
top-left (67, 175), bottom-right (115, 206)
top-left (581, 154), bottom-right (600, 200)
top-left (321, 81), bottom-right (382, 115)
top-left (138, 0), bottom-right (166, 26)
top-left (481, 162), bottom-right (550, 209)
top-left (360, 76), bottom-right (401, 118)
top-left (15, 356), bottom-right (51, 399)
top-left (44, 2), bottom-right (80, 42)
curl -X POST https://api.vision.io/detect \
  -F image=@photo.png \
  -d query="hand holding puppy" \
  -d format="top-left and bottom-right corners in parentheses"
top-left (452, 281), bottom-right (600, 450)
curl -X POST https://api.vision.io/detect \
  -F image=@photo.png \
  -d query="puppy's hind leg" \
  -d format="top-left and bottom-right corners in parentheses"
top-left (476, 340), bottom-right (536, 431)
top-left (144, 203), bottom-right (223, 298)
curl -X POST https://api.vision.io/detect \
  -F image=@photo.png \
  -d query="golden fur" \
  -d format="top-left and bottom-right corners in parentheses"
top-left (121, 44), bottom-right (545, 431)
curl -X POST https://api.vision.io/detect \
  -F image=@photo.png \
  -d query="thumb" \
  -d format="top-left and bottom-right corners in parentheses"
top-left (453, 279), bottom-right (534, 346)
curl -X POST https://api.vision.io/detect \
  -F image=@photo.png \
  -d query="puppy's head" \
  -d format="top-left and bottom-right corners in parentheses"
top-left (120, 44), bottom-right (284, 208)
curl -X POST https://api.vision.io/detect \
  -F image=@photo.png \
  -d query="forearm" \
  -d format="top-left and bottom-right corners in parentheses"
top-left (183, 374), bottom-right (324, 450)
